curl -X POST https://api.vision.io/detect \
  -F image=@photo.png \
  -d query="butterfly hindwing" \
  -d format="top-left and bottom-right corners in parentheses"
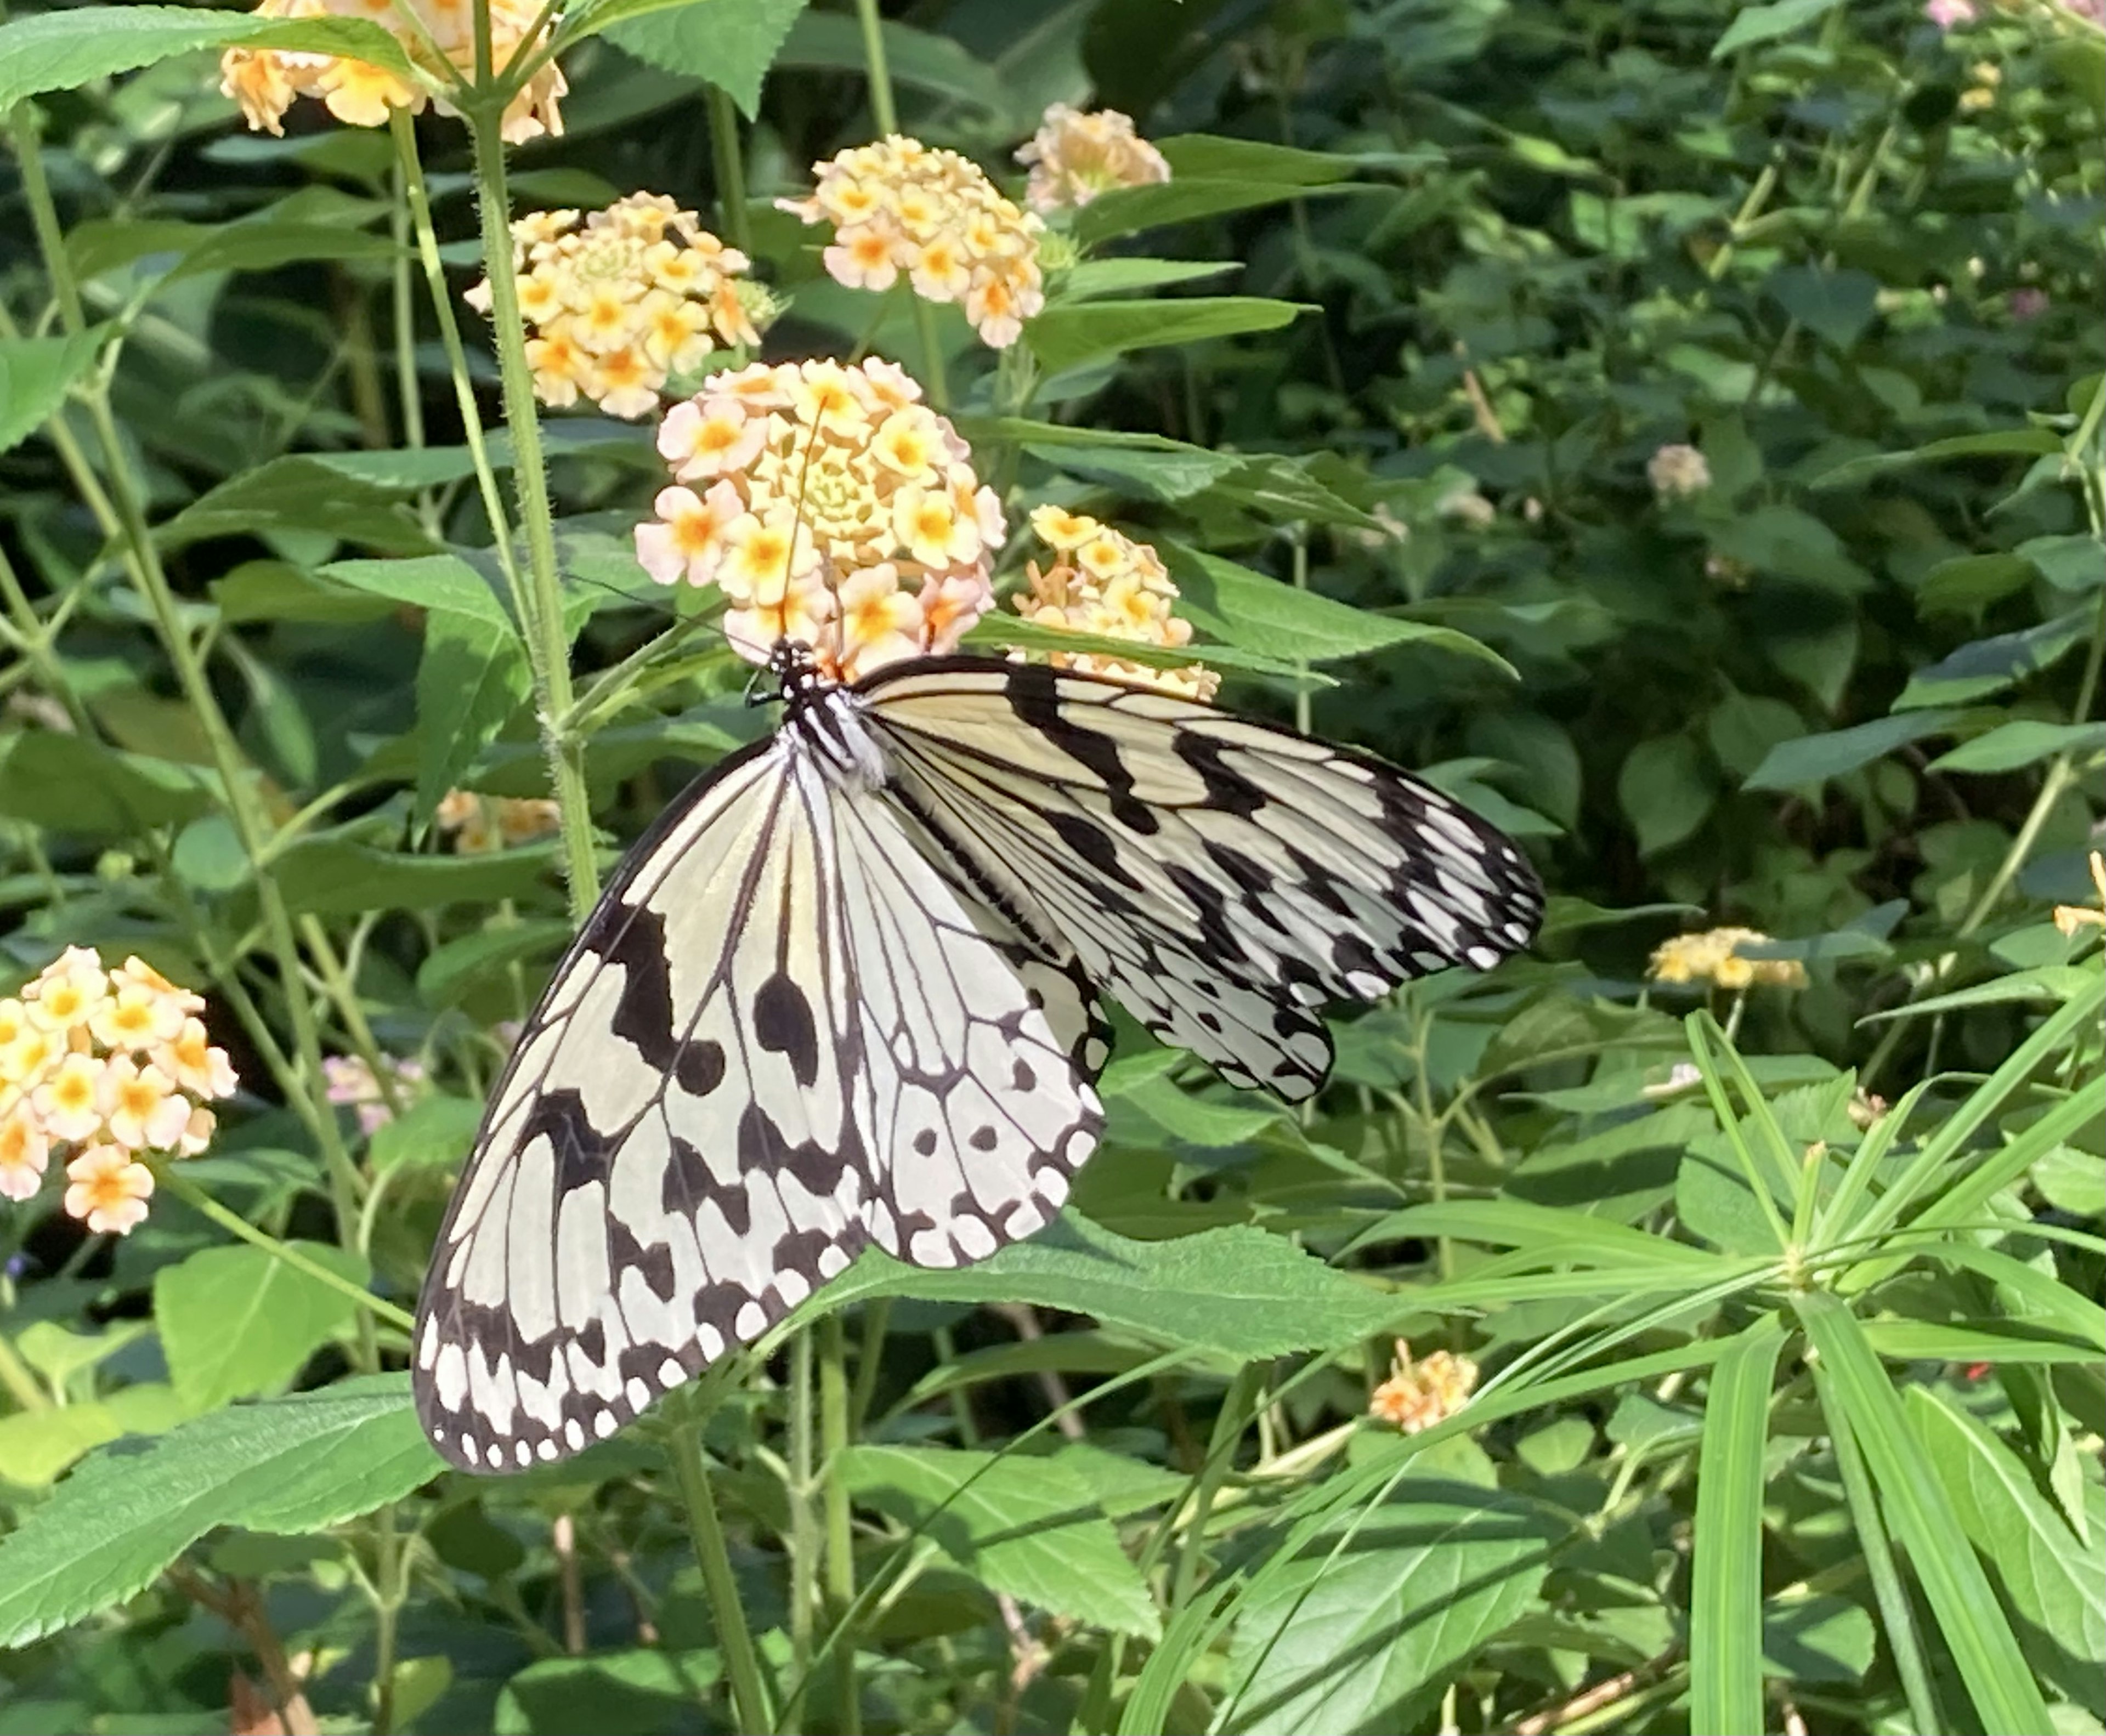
top-left (860, 657), bottom-right (1545, 1102)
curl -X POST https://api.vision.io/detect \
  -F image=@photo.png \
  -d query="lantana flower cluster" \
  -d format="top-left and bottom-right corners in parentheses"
top-left (1648, 927), bottom-right (1809, 990)
top-left (466, 196), bottom-right (762, 419)
top-left (1015, 104), bottom-right (1172, 212)
top-left (435, 790), bottom-right (563, 854)
top-left (1369, 1342), bottom-right (1478, 1433)
top-left (0, 950), bottom-right (237, 1235)
top-left (220, 0), bottom-right (565, 144)
top-left (1647, 442), bottom-right (1712, 501)
top-left (636, 358), bottom-right (1000, 680)
top-left (779, 136), bottom-right (1045, 348)
top-left (1014, 508), bottom-right (1219, 702)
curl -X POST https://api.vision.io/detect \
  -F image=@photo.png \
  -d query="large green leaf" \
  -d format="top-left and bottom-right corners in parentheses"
top-left (0, 5), bottom-right (414, 112)
top-left (836, 1444), bottom-right (1158, 1637)
top-left (0, 1375), bottom-right (437, 1648)
top-left (271, 839), bottom-right (561, 916)
top-left (599, 0), bottom-right (809, 115)
top-left (0, 730), bottom-right (220, 836)
top-left (159, 458), bottom-right (437, 555)
top-left (1743, 710), bottom-right (1963, 791)
top-left (1690, 1319), bottom-right (1787, 1736)
top-left (818, 1216), bottom-right (1401, 1360)
top-left (153, 1243), bottom-right (368, 1414)
top-left (1906, 1386), bottom-right (2106, 1716)
top-left (1222, 1480), bottom-right (1561, 1733)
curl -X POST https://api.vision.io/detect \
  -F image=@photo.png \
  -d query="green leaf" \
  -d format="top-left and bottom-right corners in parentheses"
top-left (1918, 553), bottom-right (2041, 615)
top-left (770, 8), bottom-right (1012, 117)
top-left (0, 5), bottom-right (414, 112)
top-left (160, 458), bottom-right (437, 555)
top-left (0, 1375), bottom-right (437, 1648)
top-left (1075, 179), bottom-right (1372, 247)
top-left (1795, 1294), bottom-right (2054, 1734)
top-left (367, 1095), bottom-right (486, 1177)
top-left (821, 1217), bottom-right (1401, 1360)
top-left (1765, 265), bottom-right (1879, 353)
top-left (1691, 1319), bottom-right (1786, 1736)
top-left (495, 1650), bottom-right (723, 1736)
top-left (211, 560), bottom-right (400, 626)
top-left (1025, 298), bottom-right (1308, 377)
top-left (417, 611), bottom-right (533, 819)
top-left (1906, 1386), bottom-right (2106, 1716)
top-left (1708, 504), bottom-right (1870, 594)
top-left (1893, 611), bottom-right (2093, 708)
top-left (324, 554), bottom-right (516, 628)
top-left (1742, 710), bottom-right (1963, 791)
top-left (0, 328), bottom-right (105, 456)
top-left (1223, 1480), bottom-right (1561, 1733)
top-left (2019, 533), bottom-right (2105, 594)
top-left (1167, 546), bottom-right (1514, 674)
top-left (599, 0), bottom-right (810, 116)
top-left (836, 1444), bottom-right (1159, 1638)
top-left (1711, 0), bottom-right (1845, 57)
top-left (0, 729), bottom-right (219, 835)
top-left (1057, 258), bottom-right (1240, 300)
top-left (1617, 734), bottom-right (1716, 856)
top-left (971, 612), bottom-right (1317, 683)
top-left (1811, 428), bottom-right (2064, 490)
top-left (1929, 719), bottom-right (2106, 774)
top-left (271, 839), bottom-right (559, 916)
top-left (154, 1243), bottom-right (368, 1413)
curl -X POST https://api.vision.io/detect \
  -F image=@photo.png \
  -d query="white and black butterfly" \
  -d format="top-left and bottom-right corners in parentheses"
top-left (412, 645), bottom-right (1543, 1470)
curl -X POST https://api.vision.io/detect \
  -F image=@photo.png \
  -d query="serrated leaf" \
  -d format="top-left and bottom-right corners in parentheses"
top-left (0, 328), bottom-right (106, 456)
top-left (0, 5), bottom-right (414, 112)
top-left (820, 1216), bottom-right (1399, 1359)
top-left (325, 553), bottom-right (516, 628)
top-left (0, 1375), bottom-right (438, 1648)
top-left (160, 458), bottom-right (436, 555)
top-left (837, 1445), bottom-right (1159, 1638)
top-left (599, 0), bottom-right (809, 116)
top-left (154, 1243), bottom-right (369, 1412)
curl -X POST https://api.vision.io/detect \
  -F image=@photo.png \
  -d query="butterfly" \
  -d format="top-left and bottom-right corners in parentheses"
top-left (412, 642), bottom-right (1544, 1470)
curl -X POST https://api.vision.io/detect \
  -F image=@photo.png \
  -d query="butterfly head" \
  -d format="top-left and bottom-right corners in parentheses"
top-left (753, 638), bottom-right (836, 709)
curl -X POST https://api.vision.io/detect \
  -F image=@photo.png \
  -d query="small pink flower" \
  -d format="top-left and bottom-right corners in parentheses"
top-left (1924, 0), bottom-right (1975, 27)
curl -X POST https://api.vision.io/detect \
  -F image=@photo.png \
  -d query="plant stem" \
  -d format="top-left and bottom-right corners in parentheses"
top-left (156, 1168), bottom-right (415, 1334)
top-left (820, 1313), bottom-right (861, 1736)
top-left (1169, 1364), bottom-right (1259, 1612)
top-left (666, 1386), bottom-right (772, 1734)
top-left (785, 1330), bottom-right (818, 1725)
top-left (463, 105), bottom-right (600, 917)
top-left (705, 86), bottom-right (751, 254)
top-left (8, 103), bottom-right (373, 1367)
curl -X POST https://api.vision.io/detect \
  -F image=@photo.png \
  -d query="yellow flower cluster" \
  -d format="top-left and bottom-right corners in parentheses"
top-left (636, 359), bottom-right (1000, 680)
top-left (1648, 927), bottom-right (1809, 990)
top-left (778, 136), bottom-right (1044, 348)
top-left (435, 790), bottom-right (562, 855)
top-left (1013, 508), bottom-right (1218, 701)
top-left (1369, 1343), bottom-right (1477, 1434)
top-left (1015, 103), bottom-right (1172, 213)
top-left (464, 195), bottom-right (761, 419)
top-left (220, 0), bottom-right (564, 144)
top-left (0, 949), bottom-right (236, 1235)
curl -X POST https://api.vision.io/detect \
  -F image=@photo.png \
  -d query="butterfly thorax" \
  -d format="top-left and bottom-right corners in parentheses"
top-left (772, 640), bottom-right (889, 792)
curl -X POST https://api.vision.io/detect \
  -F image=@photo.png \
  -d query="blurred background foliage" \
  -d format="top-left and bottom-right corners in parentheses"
top-left (0, 0), bottom-right (2100, 1732)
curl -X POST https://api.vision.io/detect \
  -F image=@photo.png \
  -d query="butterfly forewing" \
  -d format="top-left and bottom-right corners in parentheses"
top-left (859, 659), bottom-right (1545, 1100)
top-left (414, 718), bottom-right (1103, 1472)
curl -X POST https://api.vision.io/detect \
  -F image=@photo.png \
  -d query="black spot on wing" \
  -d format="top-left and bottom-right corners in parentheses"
top-left (528, 1090), bottom-right (612, 1194)
top-left (1174, 730), bottom-right (1265, 816)
top-left (1048, 812), bottom-right (1131, 882)
top-left (600, 905), bottom-right (677, 1068)
top-left (754, 973), bottom-right (819, 1086)
top-left (675, 1038), bottom-right (726, 1096)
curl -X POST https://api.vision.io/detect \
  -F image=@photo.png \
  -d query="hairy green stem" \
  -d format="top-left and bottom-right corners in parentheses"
top-left (666, 1387), bottom-right (772, 1734)
top-left (820, 1312), bottom-right (862, 1735)
top-left (463, 105), bottom-right (600, 917)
